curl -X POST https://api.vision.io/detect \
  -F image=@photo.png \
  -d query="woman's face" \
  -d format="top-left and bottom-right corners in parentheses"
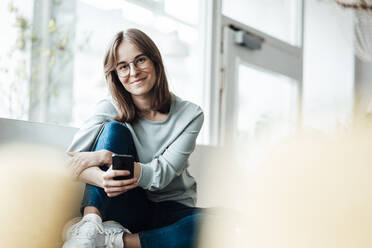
top-left (115, 41), bottom-right (157, 98)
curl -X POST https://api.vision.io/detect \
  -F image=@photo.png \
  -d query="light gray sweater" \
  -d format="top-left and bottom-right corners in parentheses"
top-left (67, 94), bottom-right (204, 207)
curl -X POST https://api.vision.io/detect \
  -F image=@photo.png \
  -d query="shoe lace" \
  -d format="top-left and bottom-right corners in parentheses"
top-left (105, 228), bottom-right (124, 248)
top-left (70, 219), bottom-right (104, 238)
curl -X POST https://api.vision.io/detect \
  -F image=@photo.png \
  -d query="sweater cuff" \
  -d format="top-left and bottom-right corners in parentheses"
top-left (137, 162), bottom-right (152, 189)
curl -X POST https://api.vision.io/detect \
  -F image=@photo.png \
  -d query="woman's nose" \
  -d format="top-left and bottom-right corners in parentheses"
top-left (129, 63), bottom-right (139, 76)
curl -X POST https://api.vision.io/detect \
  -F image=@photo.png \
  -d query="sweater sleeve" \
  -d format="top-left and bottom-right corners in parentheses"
top-left (67, 99), bottom-right (118, 152)
top-left (137, 109), bottom-right (204, 191)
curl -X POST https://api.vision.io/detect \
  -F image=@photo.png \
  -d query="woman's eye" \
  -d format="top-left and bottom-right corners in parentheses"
top-left (137, 57), bottom-right (146, 63)
top-left (120, 64), bottom-right (128, 70)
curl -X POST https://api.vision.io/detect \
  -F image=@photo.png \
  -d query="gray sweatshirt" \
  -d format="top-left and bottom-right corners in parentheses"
top-left (67, 94), bottom-right (204, 207)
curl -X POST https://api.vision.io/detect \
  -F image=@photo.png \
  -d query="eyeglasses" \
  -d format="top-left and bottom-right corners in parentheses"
top-left (115, 54), bottom-right (151, 78)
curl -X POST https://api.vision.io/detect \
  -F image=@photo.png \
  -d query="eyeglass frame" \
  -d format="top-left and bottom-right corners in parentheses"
top-left (115, 53), bottom-right (151, 78)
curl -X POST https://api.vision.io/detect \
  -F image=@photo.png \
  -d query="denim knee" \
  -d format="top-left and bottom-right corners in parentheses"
top-left (94, 121), bottom-right (137, 157)
top-left (101, 121), bottom-right (131, 140)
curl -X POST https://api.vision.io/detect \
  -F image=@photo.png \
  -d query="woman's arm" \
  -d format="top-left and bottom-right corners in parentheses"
top-left (78, 166), bottom-right (105, 188)
top-left (78, 164), bottom-right (139, 197)
top-left (69, 150), bottom-right (140, 196)
top-left (66, 98), bottom-right (118, 185)
top-left (68, 149), bottom-right (112, 178)
top-left (137, 110), bottom-right (204, 191)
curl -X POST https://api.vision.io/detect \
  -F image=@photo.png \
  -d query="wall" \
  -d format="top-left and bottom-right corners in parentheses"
top-left (355, 57), bottom-right (372, 117)
top-left (302, 0), bottom-right (354, 131)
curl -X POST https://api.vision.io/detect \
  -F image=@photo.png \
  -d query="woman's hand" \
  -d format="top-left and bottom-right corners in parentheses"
top-left (68, 150), bottom-right (112, 179)
top-left (102, 166), bottom-right (138, 197)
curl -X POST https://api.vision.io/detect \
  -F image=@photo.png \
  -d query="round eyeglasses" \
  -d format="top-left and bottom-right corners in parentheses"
top-left (115, 54), bottom-right (150, 78)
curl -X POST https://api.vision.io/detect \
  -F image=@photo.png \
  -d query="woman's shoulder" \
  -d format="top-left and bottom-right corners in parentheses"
top-left (170, 94), bottom-right (204, 130)
top-left (172, 94), bottom-right (203, 116)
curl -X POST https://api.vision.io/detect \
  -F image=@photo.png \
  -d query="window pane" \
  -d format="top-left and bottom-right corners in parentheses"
top-left (236, 63), bottom-right (298, 167)
top-left (0, 0), bottom-right (207, 142)
top-left (164, 0), bottom-right (199, 26)
top-left (73, 0), bottom-right (206, 128)
top-left (222, 0), bottom-right (302, 46)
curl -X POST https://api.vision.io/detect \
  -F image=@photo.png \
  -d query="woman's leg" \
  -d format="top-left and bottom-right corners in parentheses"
top-left (63, 121), bottom-right (151, 247)
top-left (136, 213), bottom-right (204, 248)
top-left (122, 202), bottom-right (204, 248)
top-left (127, 206), bottom-right (240, 248)
top-left (81, 121), bottom-right (151, 233)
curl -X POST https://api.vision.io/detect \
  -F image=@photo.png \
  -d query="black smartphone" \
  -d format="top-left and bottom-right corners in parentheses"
top-left (112, 154), bottom-right (134, 180)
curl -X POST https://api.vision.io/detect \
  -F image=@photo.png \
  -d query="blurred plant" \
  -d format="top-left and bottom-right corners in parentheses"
top-left (1, 0), bottom-right (91, 121)
top-left (335, 0), bottom-right (372, 10)
top-left (0, 1), bottom-right (31, 119)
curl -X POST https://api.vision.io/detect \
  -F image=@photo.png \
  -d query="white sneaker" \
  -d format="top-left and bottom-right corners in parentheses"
top-left (62, 213), bottom-right (105, 248)
top-left (102, 221), bottom-right (131, 248)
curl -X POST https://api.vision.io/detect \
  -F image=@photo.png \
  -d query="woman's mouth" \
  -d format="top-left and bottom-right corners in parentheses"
top-left (131, 77), bottom-right (146, 84)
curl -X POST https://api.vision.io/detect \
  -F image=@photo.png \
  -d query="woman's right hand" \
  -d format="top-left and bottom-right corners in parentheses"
top-left (67, 150), bottom-right (112, 179)
top-left (101, 166), bottom-right (138, 197)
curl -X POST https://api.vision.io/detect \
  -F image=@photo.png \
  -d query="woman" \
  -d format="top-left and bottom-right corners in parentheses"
top-left (62, 29), bottom-right (204, 248)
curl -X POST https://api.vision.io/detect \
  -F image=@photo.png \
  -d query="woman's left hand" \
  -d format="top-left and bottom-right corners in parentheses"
top-left (102, 166), bottom-right (139, 197)
top-left (67, 150), bottom-right (112, 179)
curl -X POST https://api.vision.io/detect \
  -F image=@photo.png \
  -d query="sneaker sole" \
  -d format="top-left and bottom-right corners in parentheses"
top-left (103, 220), bottom-right (123, 228)
top-left (103, 220), bottom-right (131, 234)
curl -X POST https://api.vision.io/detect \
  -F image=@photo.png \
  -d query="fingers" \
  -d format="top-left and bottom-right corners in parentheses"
top-left (71, 156), bottom-right (86, 177)
top-left (105, 183), bottom-right (138, 194)
top-left (103, 169), bottom-right (131, 181)
top-left (67, 152), bottom-right (76, 157)
top-left (66, 156), bottom-right (79, 179)
top-left (74, 163), bottom-right (86, 177)
top-left (68, 152), bottom-right (93, 177)
top-left (104, 181), bottom-right (139, 197)
top-left (103, 177), bottom-right (137, 187)
top-left (107, 191), bottom-right (126, 198)
top-left (66, 161), bottom-right (78, 180)
top-left (102, 168), bottom-right (138, 197)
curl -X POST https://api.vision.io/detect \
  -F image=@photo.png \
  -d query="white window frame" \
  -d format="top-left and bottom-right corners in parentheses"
top-left (203, 0), bottom-right (305, 146)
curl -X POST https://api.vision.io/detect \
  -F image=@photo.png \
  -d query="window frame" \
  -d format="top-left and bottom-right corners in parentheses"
top-left (204, 0), bottom-right (305, 146)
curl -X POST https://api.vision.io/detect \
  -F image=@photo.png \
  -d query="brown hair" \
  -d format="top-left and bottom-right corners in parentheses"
top-left (103, 29), bottom-right (171, 123)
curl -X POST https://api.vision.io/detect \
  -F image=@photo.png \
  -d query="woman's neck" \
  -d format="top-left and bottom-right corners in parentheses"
top-left (132, 94), bottom-right (152, 113)
top-left (131, 94), bottom-right (168, 122)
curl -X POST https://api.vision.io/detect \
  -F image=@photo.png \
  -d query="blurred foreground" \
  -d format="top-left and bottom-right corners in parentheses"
top-left (1, 121), bottom-right (372, 248)
top-left (0, 143), bottom-right (81, 247)
top-left (198, 121), bottom-right (372, 248)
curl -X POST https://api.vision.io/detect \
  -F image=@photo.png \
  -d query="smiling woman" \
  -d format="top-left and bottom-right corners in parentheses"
top-left (104, 30), bottom-right (172, 123)
top-left (62, 29), bottom-right (205, 248)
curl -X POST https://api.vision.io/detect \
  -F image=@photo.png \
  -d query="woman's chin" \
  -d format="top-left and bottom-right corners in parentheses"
top-left (129, 87), bottom-right (151, 97)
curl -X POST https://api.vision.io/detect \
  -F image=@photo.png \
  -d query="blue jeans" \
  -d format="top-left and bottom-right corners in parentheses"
top-left (81, 121), bottom-right (203, 248)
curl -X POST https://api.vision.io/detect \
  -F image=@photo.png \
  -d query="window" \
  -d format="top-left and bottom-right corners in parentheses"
top-left (222, 0), bottom-right (302, 46)
top-left (74, 0), bottom-right (208, 130)
top-left (0, 0), bottom-right (209, 144)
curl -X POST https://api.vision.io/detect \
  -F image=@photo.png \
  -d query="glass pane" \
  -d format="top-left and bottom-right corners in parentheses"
top-left (74, 0), bottom-right (205, 127)
top-left (164, 0), bottom-right (199, 25)
top-left (236, 64), bottom-right (298, 166)
top-left (222, 0), bottom-right (302, 46)
top-left (0, 0), bottom-right (208, 143)
top-left (0, 0), bottom-right (34, 121)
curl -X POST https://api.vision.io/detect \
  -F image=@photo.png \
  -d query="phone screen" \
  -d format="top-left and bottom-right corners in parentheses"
top-left (112, 154), bottom-right (134, 180)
